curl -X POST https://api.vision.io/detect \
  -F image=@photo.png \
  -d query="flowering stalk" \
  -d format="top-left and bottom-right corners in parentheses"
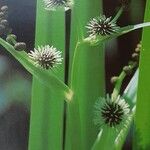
top-left (111, 61), bottom-right (137, 100)
top-left (92, 72), bottom-right (139, 150)
top-left (92, 42), bottom-right (141, 150)
top-left (65, 0), bottom-right (104, 150)
top-left (111, 6), bottom-right (124, 23)
top-left (66, 1), bottom-right (150, 148)
top-left (111, 41), bottom-right (141, 101)
top-left (28, 0), bottom-right (66, 150)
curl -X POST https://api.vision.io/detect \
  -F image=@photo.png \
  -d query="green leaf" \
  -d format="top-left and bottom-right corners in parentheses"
top-left (92, 127), bottom-right (118, 150)
top-left (115, 70), bottom-right (138, 149)
top-left (28, 0), bottom-right (68, 149)
top-left (0, 38), bottom-right (70, 100)
top-left (65, 0), bottom-right (105, 150)
top-left (68, 42), bottom-right (105, 150)
top-left (134, 0), bottom-right (150, 149)
top-left (84, 22), bottom-right (150, 46)
top-left (115, 107), bottom-right (135, 150)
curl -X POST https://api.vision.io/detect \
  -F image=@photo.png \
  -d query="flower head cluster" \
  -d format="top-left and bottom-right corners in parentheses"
top-left (86, 15), bottom-right (119, 37)
top-left (94, 95), bottom-right (130, 130)
top-left (28, 45), bottom-right (63, 70)
top-left (43, 0), bottom-right (73, 10)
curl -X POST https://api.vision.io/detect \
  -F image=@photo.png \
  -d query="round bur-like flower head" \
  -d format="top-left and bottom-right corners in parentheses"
top-left (86, 15), bottom-right (119, 37)
top-left (43, 0), bottom-right (73, 10)
top-left (28, 45), bottom-right (63, 70)
top-left (94, 95), bottom-right (130, 129)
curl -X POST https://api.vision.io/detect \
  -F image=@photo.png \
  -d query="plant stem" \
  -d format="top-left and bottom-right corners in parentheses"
top-left (111, 6), bottom-right (124, 23)
top-left (112, 62), bottom-right (137, 101)
top-left (134, 0), bottom-right (150, 149)
top-left (111, 71), bottom-right (126, 101)
top-left (92, 70), bottom-right (139, 150)
top-left (65, 0), bottom-right (104, 150)
top-left (28, 0), bottom-right (66, 149)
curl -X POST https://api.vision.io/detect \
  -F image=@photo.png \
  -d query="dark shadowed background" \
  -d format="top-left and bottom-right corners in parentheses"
top-left (0, 0), bottom-right (146, 149)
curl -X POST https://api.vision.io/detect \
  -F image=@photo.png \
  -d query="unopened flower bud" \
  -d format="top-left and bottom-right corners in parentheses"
top-left (135, 47), bottom-right (140, 53)
top-left (137, 43), bottom-right (141, 49)
top-left (111, 76), bottom-right (118, 84)
top-left (1, 19), bottom-right (9, 26)
top-left (1, 6), bottom-right (8, 12)
top-left (6, 34), bottom-right (17, 45)
top-left (14, 42), bottom-right (26, 51)
top-left (132, 53), bottom-right (139, 60)
top-left (123, 66), bottom-right (132, 74)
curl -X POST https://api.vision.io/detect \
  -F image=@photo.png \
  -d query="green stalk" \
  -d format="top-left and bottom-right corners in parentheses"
top-left (0, 38), bottom-right (69, 97)
top-left (92, 127), bottom-right (118, 150)
top-left (112, 62), bottom-right (137, 100)
top-left (91, 69), bottom-right (126, 150)
top-left (65, 0), bottom-right (104, 150)
top-left (123, 69), bottom-right (139, 107)
top-left (115, 107), bottom-right (135, 150)
top-left (84, 22), bottom-right (150, 46)
top-left (111, 72), bottom-right (126, 100)
top-left (134, 0), bottom-right (150, 149)
top-left (92, 70), bottom-right (139, 150)
top-left (28, 0), bottom-right (66, 150)
top-left (70, 42), bottom-right (105, 150)
top-left (115, 70), bottom-right (139, 149)
top-left (111, 6), bottom-right (124, 23)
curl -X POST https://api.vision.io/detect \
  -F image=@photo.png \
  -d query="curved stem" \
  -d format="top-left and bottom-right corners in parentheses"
top-left (111, 6), bottom-right (124, 23)
top-left (111, 62), bottom-right (137, 101)
top-left (111, 71), bottom-right (126, 101)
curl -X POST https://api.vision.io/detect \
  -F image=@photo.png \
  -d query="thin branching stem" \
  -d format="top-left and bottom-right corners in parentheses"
top-left (111, 6), bottom-right (124, 23)
top-left (111, 62), bottom-right (137, 101)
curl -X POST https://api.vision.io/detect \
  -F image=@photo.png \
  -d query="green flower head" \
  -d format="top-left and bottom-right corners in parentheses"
top-left (94, 94), bottom-right (130, 130)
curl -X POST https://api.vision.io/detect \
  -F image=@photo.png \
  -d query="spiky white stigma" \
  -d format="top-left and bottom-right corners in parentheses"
top-left (94, 95), bottom-right (130, 129)
top-left (86, 15), bottom-right (119, 37)
top-left (28, 45), bottom-right (63, 70)
top-left (43, 0), bottom-right (73, 10)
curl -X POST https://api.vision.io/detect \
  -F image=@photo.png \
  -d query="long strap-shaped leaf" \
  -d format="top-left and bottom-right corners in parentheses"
top-left (65, 0), bottom-right (104, 150)
top-left (115, 70), bottom-right (139, 149)
top-left (28, 0), bottom-right (66, 150)
top-left (134, 0), bottom-right (150, 149)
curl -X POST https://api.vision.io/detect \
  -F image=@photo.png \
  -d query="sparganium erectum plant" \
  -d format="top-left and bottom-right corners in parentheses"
top-left (0, 0), bottom-right (150, 150)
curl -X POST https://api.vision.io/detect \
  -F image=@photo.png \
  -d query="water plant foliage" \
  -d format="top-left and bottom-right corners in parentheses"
top-left (0, 0), bottom-right (150, 149)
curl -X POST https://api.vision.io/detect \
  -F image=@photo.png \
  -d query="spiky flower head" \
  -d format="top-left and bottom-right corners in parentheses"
top-left (43, 0), bottom-right (73, 10)
top-left (86, 15), bottom-right (119, 37)
top-left (28, 45), bottom-right (63, 70)
top-left (94, 95), bottom-right (130, 130)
